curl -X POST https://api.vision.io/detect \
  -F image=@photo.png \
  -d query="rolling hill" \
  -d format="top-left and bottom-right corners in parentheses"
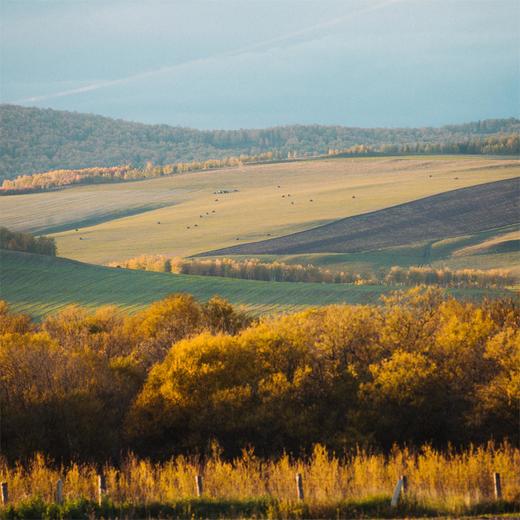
top-left (202, 178), bottom-right (520, 256)
top-left (1, 104), bottom-right (518, 180)
top-left (225, 223), bottom-right (520, 278)
top-left (5, 156), bottom-right (514, 264)
top-left (0, 249), bottom-right (514, 321)
top-left (454, 230), bottom-right (520, 257)
top-left (0, 249), bottom-right (392, 318)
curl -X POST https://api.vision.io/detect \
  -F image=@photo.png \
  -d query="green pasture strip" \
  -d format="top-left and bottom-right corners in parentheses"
top-left (1, 250), bottom-right (514, 321)
top-left (1, 496), bottom-right (519, 519)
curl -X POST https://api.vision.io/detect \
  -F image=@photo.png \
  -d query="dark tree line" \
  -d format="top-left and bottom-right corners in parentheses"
top-left (0, 227), bottom-right (56, 256)
top-left (329, 133), bottom-right (519, 156)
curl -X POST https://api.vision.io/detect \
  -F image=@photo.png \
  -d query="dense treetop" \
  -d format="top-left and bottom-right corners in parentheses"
top-left (0, 288), bottom-right (518, 462)
top-left (1, 104), bottom-right (518, 180)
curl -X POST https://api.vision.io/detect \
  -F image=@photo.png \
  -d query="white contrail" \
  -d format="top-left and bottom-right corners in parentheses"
top-left (16, 0), bottom-right (407, 104)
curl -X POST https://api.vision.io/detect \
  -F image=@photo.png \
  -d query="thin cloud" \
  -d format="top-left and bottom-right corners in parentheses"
top-left (16, 0), bottom-right (407, 104)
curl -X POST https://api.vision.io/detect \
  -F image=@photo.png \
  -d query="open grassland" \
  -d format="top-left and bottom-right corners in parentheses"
top-left (2, 156), bottom-right (517, 264)
top-left (0, 250), bottom-right (513, 320)
top-left (205, 178), bottom-right (519, 256)
top-left (1, 183), bottom-right (187, 235)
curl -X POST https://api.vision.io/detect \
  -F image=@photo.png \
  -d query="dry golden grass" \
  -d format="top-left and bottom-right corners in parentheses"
top-left (1, 444), bottom-right (518, 511)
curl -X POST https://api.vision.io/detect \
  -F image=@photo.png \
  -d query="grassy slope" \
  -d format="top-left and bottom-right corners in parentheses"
top-left (0, 250), bottom-right (389, 319)
top-left (1, 156), bottom-right (517, 264)
top-left (225, 225), bottom-right (517, 268)
top-left (221, 226), bottom-right (520, 278)
top-left (0, 250), bottom-right (512, 320)
top-left (287, 233), bottom-right (520, 275)
top-left (453, 229), bottom-right (519, 257)
top-left (203, 178), bottom-right (519, 256)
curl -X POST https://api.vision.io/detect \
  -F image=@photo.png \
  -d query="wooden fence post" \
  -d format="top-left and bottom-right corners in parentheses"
top-left (295, 473), bottom-right (304, 501)
top-left (56, 479), bottom-right (63, 504)
top-left (97, 474), bottom-right (107, 506)
top-left (391, 477), bottom-right (403, 507)
top-left (493, 472), bottom-right (502, 500)
top-left (401, 474), bottom-right (408, 495)
top-left (1, 482), bottom-right (7, 505)
top-left (195, 475), bottom-right (203, 497)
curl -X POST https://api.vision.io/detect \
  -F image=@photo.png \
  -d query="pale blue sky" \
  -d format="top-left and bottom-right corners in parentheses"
top-left (1, 0), bottom-right (518, 129)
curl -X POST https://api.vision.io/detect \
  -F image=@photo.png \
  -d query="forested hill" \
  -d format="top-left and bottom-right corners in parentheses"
top-left (1, 104), bottom-right (519, 180)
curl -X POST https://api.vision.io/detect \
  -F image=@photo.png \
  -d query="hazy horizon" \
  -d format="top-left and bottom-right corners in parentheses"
top-left (1, 0), bottom-right (519, 130)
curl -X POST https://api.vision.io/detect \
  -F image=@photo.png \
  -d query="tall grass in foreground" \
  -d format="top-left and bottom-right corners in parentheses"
top-left (1, 444), bottom-right (518, 514)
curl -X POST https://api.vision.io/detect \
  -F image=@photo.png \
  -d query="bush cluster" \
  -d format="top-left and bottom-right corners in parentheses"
top-left (0, 227), bottom-right (56, 256)
top-left (0, 288), bottom-right (518, 464)
top-left (384, 265), bottom-right (516, 288)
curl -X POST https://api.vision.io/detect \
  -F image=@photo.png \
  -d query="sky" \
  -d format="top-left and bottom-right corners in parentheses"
top-left (1, 0), bottom-right (519, 129)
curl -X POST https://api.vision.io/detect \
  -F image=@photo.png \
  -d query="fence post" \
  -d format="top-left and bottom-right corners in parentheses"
top-left (295, 473), bottom-right (304, 501)
top-left (401, 474), bottom-right (408, 495)
top-left (195, 475), bottom-right (203, 497)
top-left (97, 474), bottom-right (107, 506)
top-left (56, 479), bottom-right (63, 504)
top-left (493, 472), bottom-right (502, 500)
top-left (391, 477), bottom-right (403, 507)
top-left (1, 482), bottom-right (7, 505)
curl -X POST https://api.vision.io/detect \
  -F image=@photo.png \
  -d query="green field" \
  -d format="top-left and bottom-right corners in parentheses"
top-left (2, 155), bottom-right (518, 265)
top-left (0, 249), bottom-right (513, 320)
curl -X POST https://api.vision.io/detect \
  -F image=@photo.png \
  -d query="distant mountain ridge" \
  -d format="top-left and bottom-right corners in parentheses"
top-left (0, 104), bottom-right (518, 180)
